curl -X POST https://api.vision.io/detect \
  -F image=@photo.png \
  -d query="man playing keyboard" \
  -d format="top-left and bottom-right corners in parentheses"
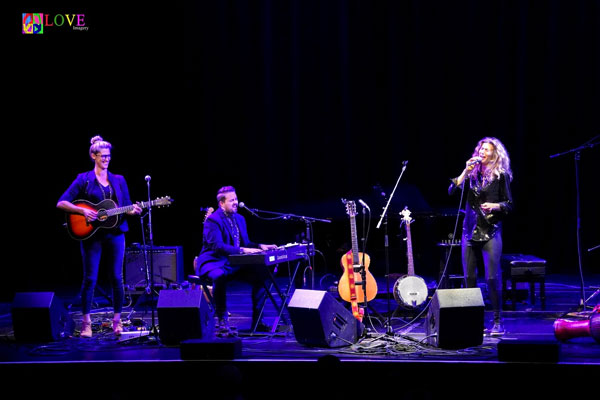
top-left (196, 186), bottom-right (277, 336)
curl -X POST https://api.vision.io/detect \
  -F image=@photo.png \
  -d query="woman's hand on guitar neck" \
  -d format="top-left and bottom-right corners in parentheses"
top-left (127, 203), bottom-right (143, 216)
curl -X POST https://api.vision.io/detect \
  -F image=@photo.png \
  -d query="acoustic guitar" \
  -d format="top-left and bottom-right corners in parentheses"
top-left (65, 196), bottom-right (172, 240)
top-left (338, 200), bottom-right (378, 321)
top-left (393, 207), bottom-right (428, 308)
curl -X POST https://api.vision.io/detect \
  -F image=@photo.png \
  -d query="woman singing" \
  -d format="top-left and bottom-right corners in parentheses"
top-left (449, 137), bottom-right (513, 335)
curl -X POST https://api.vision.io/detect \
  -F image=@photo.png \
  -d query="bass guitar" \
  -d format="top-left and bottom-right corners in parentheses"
top-left (393, 207), bottom-right (428, 308)
top-left (65, 196), bottom-right (172, 240)
top-left (338, 199), bottom-right (378, 321)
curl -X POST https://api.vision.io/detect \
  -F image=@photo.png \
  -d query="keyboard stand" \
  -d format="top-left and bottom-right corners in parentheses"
top-left (253, 259), bottom-right (304, 335)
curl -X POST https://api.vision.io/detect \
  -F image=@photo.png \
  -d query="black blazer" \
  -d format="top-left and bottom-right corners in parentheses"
top-left (196, 208), bottom-right (258, 275)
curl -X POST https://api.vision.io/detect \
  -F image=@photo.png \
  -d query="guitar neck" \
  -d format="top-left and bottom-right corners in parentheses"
top-left (406, 222), bottom-right (415, 276)
top-left (349, 215), bottom-right (361, 265)
top-left (105, 200), bottom-right (152, 217)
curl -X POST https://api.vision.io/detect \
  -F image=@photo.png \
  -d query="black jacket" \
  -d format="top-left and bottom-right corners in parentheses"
top-left (449, 172), bottom-right (513, 242)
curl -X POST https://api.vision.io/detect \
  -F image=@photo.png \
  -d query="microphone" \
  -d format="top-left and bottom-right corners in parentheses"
top-left (467, 157), bottom-right (482, 167)
top-left (145, 175), bottom-right (151, 182)
top-left (358, 199), bottom-right (370, 211)
top-left (239, 202), bottom-right (258, 216)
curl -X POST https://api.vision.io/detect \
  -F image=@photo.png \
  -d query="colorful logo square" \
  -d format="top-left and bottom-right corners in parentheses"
top-left (22, 13), bottom-right (44, 34)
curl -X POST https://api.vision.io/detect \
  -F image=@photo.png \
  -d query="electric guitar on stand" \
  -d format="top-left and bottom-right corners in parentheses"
top-left (393, 207), bottom-right (428, 308)
top-left (203, 207), bottom-right (214, 223)
top-left (338, 200), bottom-right (378, 321)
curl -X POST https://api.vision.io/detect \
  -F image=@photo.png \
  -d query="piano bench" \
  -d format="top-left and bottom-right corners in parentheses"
top-left (501, 254), bottom-right (546, 311)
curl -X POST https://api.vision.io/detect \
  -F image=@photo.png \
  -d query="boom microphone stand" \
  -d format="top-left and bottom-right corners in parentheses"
top-left (549, 135), bottom-right (599, 311)
top-left (239, 203), bottom-right (330, 289)
top-left (376, 160), bottom-right (408, 335)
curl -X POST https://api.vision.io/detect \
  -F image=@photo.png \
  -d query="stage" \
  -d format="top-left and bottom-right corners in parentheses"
top-left (0, 275), bottom-right (600, 399)
top-left (1, 273), bottom-right (598, 399)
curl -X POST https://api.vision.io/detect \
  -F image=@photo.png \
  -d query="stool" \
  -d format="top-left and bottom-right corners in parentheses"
top-left (501, 254), bottom-right (546, 310)
top-left (187, 274), bottom-right (215, 312)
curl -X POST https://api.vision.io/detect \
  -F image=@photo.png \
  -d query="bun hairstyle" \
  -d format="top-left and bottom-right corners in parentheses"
top-left (89, 135), bottom-right (112, 157)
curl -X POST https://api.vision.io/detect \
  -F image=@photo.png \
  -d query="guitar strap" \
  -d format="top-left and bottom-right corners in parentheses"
top-left (84, 171), bottom-right (92, 198)
top-left (344, 253), bottom-right (364, 322)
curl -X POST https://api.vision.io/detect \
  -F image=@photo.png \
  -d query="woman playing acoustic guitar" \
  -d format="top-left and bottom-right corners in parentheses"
top-left (57, 136), bottom-right (141, 338)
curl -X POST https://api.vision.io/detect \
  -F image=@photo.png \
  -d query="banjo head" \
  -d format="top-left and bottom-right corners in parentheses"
top-left (393, 275), bottom-right (428, 308)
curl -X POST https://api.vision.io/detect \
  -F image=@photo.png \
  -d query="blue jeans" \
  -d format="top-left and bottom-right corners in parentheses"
top-left (80, 232), bottom-right (126, 315)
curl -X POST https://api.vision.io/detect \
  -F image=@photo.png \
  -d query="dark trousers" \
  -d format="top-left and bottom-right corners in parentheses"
top-left (206, 263), bottom-right (270, 324)
top-left (462, 232), bottom-right (503, 318)
top-left (80, 232), bottom-right (126, 315)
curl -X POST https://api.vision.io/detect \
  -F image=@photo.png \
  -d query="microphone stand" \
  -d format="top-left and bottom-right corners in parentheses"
top-left (550, 136), bottom-right (599, 311)
top-left (144, 177), bottom-right (159, 341)
top-left (376, 161), bottom-right (408, 335)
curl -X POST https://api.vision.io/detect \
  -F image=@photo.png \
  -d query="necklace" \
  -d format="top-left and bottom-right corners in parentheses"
top-left (99, 180), bottom-right (112, 200)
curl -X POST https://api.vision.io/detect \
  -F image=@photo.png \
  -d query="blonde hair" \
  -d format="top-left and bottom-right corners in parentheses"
top-left (468, 137), bottom-right (513, 182)
top-left (89, 136), bottom-right (112, 158)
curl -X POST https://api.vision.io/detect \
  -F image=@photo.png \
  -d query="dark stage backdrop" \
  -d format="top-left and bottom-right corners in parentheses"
top-left (7, 1), bottom-right (599, 301)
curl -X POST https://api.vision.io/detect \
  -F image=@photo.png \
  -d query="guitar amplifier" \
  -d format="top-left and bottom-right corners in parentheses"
top-left (124, 246), bottom-right (183, 289)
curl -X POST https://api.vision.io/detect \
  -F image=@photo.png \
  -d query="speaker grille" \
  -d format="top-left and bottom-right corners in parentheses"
top-left (125, 246), bottom-right (183, 289)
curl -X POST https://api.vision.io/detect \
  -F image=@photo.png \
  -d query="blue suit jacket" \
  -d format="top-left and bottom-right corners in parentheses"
top-left (58, 170), bottom-right (134, 233)
top-left (196, 208), bottom-right (258, 276)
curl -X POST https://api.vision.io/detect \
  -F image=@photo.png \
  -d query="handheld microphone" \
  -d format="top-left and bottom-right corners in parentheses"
top-left (145, 175), bottom-right (151, 182)
top-left (358, 199), bottom-right (370, 211)
top-left (467, 157), bottom-right (482, 167)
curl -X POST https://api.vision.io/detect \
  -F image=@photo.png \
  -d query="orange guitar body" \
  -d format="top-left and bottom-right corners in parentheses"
top-left (338, 251), bottom-right (378, 304)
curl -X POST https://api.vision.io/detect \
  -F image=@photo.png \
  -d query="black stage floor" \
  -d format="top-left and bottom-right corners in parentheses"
top-left (1, 273), bottom-right (598, 399)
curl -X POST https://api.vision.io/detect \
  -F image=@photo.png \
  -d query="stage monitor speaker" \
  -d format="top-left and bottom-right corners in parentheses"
top-left (11, 292), bottom-right (63, 342)
top-left (125, 246), bottom-right (183, 289)
top-left (157, 289), bottom-right (214, 345)
top-left (287, 289), bottom-right (362, 348)
top-left (425, 288), bottom-right (484, 349)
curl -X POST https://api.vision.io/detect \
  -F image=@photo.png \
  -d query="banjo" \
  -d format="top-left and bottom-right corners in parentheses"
top-left (393, 207), bottom-right (429, 308)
